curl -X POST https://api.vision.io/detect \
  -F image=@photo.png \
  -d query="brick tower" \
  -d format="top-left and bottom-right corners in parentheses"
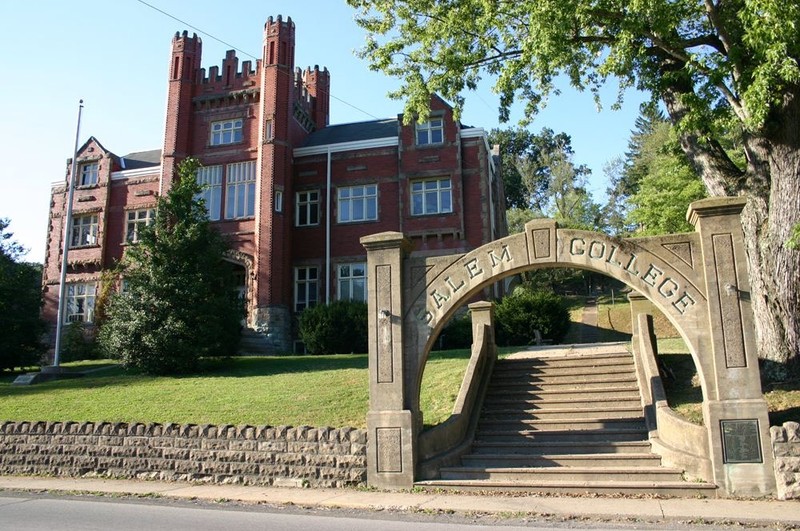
top-left (253, 16), bottom-right (297, 351)
top-left (161, 31), bottom-right (202, 193)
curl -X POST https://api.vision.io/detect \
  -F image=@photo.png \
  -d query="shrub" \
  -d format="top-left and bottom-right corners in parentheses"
top-left (495, 288), bottom-right (570, 346)
top-left (299, 300), bottom-right (368, 355)
top-left (437, 312), bottom-right (473, 349)
top-left (60, 322), bottom-right (99, 362)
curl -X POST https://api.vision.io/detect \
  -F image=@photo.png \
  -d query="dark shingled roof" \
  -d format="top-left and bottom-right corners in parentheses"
top-left (120, 149), bottom-right (162, 170)
top-left (302, 119), bottom-right (398, 147)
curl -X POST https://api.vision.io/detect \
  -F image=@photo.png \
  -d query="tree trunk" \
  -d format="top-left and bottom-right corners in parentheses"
top-left (740, 89), bottom-right (800, 377)
top-left (666, 81), bottom-right (800, 378)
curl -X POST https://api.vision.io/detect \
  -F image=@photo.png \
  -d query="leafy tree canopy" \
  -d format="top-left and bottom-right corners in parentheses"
top-left (348, 0), bottom-right (800, 373)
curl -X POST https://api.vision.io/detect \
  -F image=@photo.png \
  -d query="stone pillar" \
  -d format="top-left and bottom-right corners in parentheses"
top-left (361, 232), bottom-right (415, 489)
top-left (469, 301), bottom-right (496, 353)
top-left (688, 197), bottom-right (776, 496)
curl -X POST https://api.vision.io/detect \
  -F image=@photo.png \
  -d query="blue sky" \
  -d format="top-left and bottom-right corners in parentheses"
top-left (0, 0), bottom-right (647, 263)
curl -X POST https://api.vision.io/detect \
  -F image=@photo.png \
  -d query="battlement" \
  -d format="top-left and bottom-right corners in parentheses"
top-left (265, 14), bottom-right (295, 33)
top-left (199, 49), bottom-right (259, 88)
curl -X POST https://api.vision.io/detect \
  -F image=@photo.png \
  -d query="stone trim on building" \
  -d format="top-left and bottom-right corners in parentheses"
top-left (0, 421), bottom-right (366, 488)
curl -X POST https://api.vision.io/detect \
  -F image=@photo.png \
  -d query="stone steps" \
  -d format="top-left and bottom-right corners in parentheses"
top-left (419, 343), bottom-right (716, 497)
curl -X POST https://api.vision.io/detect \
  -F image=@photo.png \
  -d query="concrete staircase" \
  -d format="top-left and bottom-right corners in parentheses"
top-left (418, 343), bottom-right (717, 496)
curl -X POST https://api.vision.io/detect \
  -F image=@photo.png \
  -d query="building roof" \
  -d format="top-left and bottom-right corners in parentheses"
top-left (120, 149), bottom-right (162, 170)
top-left (302, 119), bottom-right (398, 147)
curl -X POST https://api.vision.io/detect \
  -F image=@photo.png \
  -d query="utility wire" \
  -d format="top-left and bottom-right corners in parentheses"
top-left (134, 0), bottom-right (381, 120)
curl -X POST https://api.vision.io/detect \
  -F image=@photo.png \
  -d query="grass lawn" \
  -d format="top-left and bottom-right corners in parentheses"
top-left (0, 356), bottom-right (370, 428)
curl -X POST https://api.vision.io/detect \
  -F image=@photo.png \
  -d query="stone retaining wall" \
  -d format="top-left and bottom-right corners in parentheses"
top-left (771, 421), bottom-right (800, 500)
top-left (0, 421), bottom-right (367, 487)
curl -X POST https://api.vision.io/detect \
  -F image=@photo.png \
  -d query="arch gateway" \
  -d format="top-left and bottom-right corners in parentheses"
top-left (360, 197), bottom-right (776, 496)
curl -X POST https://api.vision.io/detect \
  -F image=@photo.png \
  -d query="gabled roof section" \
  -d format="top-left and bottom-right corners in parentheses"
top-left (302, 118), bottom-right (398, 147)
top-left (77, 136), bottom-right (113, 157)
top-left (120, 149), bottom-right (162, 170)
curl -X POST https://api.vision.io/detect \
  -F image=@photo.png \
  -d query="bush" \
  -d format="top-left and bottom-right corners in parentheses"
top-left (298, 300), bottom-right (368, 355)
top-left (495, 288), bottom-right (570, 346)
top-left (60, 322), bottom-right (99, 362)
top-left (437, 312), bottom-right (473, 349)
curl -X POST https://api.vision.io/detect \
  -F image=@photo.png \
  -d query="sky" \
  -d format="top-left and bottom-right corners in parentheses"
top-left (0, 0), bottom-right (647, 264)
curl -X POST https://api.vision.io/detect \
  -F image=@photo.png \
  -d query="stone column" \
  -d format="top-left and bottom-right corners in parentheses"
top-left (361, 232), bottom-right (415, 489)
top-left (688, 197), bottom-right (776, 496)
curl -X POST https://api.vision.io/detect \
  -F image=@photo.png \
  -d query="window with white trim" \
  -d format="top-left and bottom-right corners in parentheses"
top-left (79, 163), bottom-right (98, 186)
top-left (125, 209), bottom-right (155, 243)
top-left (338, 185), bottom-right (377, 223)
top-left (275, 190), bottom-right (283, 212)
top-left (294, 266), bottom-right (318, 312)
top-left (225, 161), bottom-right (256, 219)
top-left (196, 165), bottom-right (223, 221)
top-left (338, 262), bottom-right (367, 302)
top-left (66, 282), bottom-right (96, 323)
top-left (296, 190), bottom-right (319, 226)
top-left (416, 118), bottom-right (444, 145)
top-left (210, 118), bottom-right (243, 146)
top-left (70, 214), bottom-right (98, 248)
top-left (411, 178), bottom-right (452, 215)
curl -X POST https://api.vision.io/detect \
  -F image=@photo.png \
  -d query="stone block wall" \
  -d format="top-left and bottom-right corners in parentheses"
top-left (771, 421), bottom-right (800, 500)
top-left (0, 421), bottom-right (367, 488)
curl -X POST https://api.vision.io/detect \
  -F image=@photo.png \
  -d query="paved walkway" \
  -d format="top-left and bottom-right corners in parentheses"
top-left (1, 476), bottom-right (798, 527)
top-left (577, 298), bottom-right (599, 343)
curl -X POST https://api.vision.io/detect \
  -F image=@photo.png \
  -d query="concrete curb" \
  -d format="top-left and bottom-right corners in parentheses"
top-left (1, 476), bottom-right (798, 526)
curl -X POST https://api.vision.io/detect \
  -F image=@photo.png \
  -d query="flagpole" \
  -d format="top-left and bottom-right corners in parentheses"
top-left (52, 99), bottom-right (84, 368)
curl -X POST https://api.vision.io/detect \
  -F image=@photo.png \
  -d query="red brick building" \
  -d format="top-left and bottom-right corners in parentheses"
top-left (42, 16), bottom-right (507, 354)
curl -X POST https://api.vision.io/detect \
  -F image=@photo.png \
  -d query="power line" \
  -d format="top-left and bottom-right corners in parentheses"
top-left (134, 0), bottom-right (381, 120)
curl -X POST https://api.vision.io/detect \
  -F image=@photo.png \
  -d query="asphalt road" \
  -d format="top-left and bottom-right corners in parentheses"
top-left (0, 493), bottom-right (594, 531)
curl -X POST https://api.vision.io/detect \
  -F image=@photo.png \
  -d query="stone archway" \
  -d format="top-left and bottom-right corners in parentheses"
top-left (361, 197), bottom-right (775, 496)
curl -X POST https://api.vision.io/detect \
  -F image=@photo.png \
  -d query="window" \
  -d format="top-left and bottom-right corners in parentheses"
top-left (66, 283), bottom-right (96, 323)
top-left (196, 165), bottom-right (223, 220)
top-left (275, 190), bottom-right (283, 213)
top-left (338, 263), bottom-right (367, 302)
top-left (411, 178), bottom-right (452, 215)
top-left (225, 161), bottom-right (256, 219)
top-left (338, 185), bottom-right (377, 223)
top-left (210, 118), bottom-right (243, 146)
top-left (294, 266), bottom-right (318, 312)
top-left (296, 190), bottom-right (319, 226)
top-left (416, 118), bottom-right (444, 145)
top-left (126, 209), bottom-right (155, 243)
top-left (70, 214), bottom-right (98, 248)
top-left (79, 163), bottom-right (98, 186)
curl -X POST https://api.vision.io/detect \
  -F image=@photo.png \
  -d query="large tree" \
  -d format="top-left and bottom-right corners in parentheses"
top-left (98, 159), bottom-right (242, 374)
top-left (0, 219), bottom-right (45, 370)
top-left (348, 0), bottom-right (800, 375)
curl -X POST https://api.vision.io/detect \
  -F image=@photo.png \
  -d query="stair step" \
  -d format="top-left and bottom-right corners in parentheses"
top-left (478, 418), bottom-right (646, 431)
top-left (480, 406), bottom-right (643, 419)
top-left (461, 453), bottom-right (663, 468)
top-left (475, 428), bottom-right (648, 443)
top-left (492, 364), bottom-right (635, 378)
top-left (483, 389), bottom-right (641, 404)
top-left (414, 479), bottom-right (717, 497)
top-left (470, 440), bottom-right (654, 455)
top-left (490, 372), bottom-right (636, 385)
top-left (440, 465), bottom-right (685, 482)
top-left (497, 349), bottom-right (633, 367)
top-left (489, 377), bottom-right (639, 391)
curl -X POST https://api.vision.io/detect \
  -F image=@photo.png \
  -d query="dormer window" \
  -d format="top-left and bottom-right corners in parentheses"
top-left (416, 118), bottom-right (443, 145)
top-left (210, 118), bottom-right (243, 146)
top-left (79, 163), bottom-right (98, 186)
